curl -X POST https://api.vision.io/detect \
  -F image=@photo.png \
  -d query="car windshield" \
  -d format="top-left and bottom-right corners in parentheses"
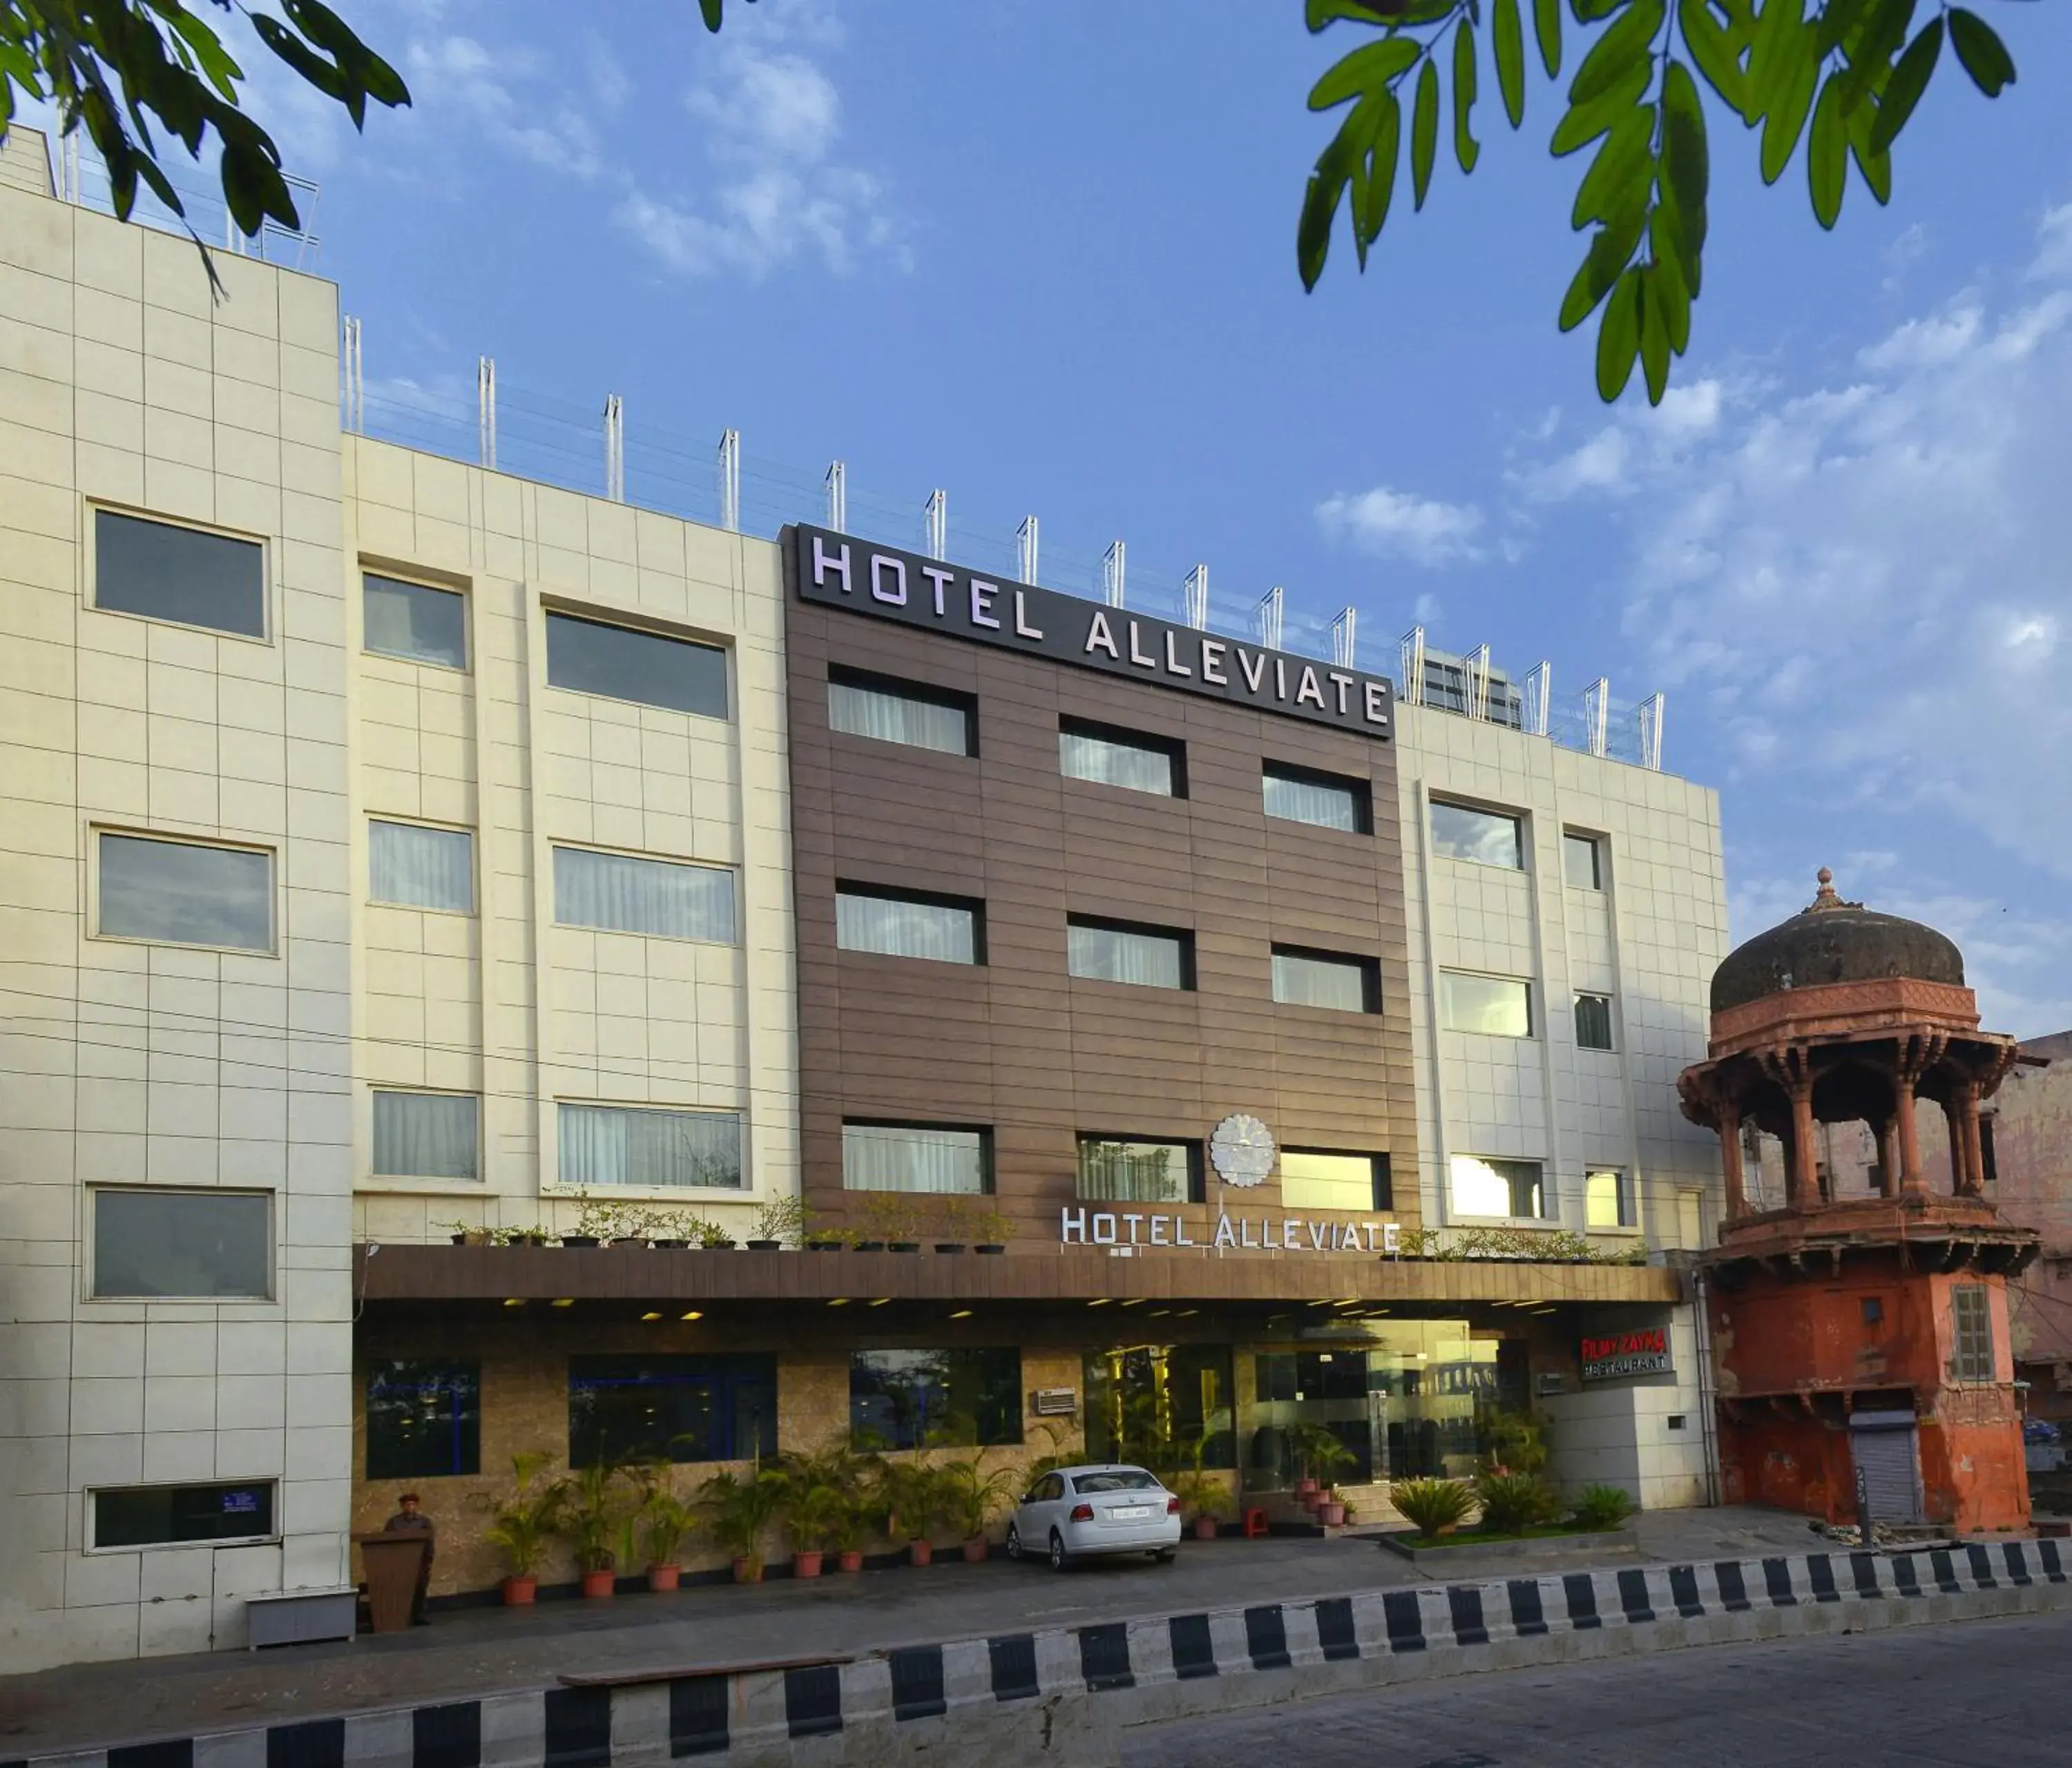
top-left (1073, 1470), bottom-right (1158, 1493)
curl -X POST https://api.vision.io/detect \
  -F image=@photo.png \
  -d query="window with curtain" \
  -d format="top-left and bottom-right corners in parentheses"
top-left (841, 1123), bottom-right (990, 1194)
top-left (558, 1104), bottom-right (744, 1189)
top-left (827, 669), bottom-right (973, 755)
top-left (369, 820), bottom-right (474, 913)
top-left (836, 888), bottom-right (980, 963)
top-left (95, 508), bottom-right (265, 637)
top-left (1564, 832), bottom-right (1603, 889)
top-left (363, 573), bottom-right (467, 669)
top-left (97, 833), bottom-right (273, 952)
top-left (552, 846), bottom-right (736, 941)
top-left (1574, 992), bottom-right (1615, 1050)
top-left (372, 1090), bottom-right (481, 1180)
top-left (1067, 918), bottom-right (1191, 989)
top-left (1077, 1137), bottom-right (1201, 1204)
top-left (1586, 1169), bottom-right (1633, 1229)
top-left (1449, 1155), bottom-right (1546, 1219)
top-left (1430, 800), bottom-right (1524, 867)
top-left (1280, 1150), bottom-right (1391, 1211)
top-left (1059, 720), bottom-right (1182, 796)
top-left (545, 611), bottom-right (729, 719)
top-left (1262, 763), bottom-right (1368, 833)
top-left (1271, 945), bottom-right (1378, 1012)
top-left (1441, 970), bottom-right (1533, 1037)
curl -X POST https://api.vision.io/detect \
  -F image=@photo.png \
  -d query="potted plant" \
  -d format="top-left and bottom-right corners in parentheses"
top-left (1167, 1468), bottom-right (1229, 1541)
top-left (562, 1459), bottom-right (631, 1597)
top-left (635, 1477), bottom-right (698, 1593)
top-left (700, 1466), bottom-right (783, 1582)
top-left (874, 1459), bottom-right (948, 1566)
top-left (478, 1451), bottom-right (566, 1606)
top-left (828, 1489), bottom-right (869, 1572)
top-left (938, 1450), bottom-right (1019, 1563)
top-left (1290, 1423), bottom-right (1358, 1508)
top-left (782, 1480), bottom-right (846, 1577)
top-left (861, 1193), bottom-right (923, 1253)
top-left (1317, 1490), bottom-right (1347, 1527)
top-left (695, 1218), bottom-right (738, 1252)
top-left (747, 1194), bottom-right (805, 1252)
top-left (439, 1219), bottom-right (494, 1247)
top-left (973, 1209), bottom-right (1012, 1254)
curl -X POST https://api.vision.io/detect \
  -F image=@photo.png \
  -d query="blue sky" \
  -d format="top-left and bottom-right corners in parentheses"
top-left (162, 0), bottom-right (2072, 1032)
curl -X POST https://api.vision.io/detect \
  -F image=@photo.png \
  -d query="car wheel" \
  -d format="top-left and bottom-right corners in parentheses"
top-left (1153, 1548), bottom-right (1176, 1564)
top-left (1048, 1530), bottom-right (1070, 1573)
top-left (1005, 1523), bottom-right (1022, 1562)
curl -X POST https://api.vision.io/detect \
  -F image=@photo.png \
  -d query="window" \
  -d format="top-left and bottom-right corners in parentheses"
top-left (1862, 1296), bottom-right (1886, 1327)
top-left (1083, 1345), bottom-right (1235, 1468)
top-left (1585, 1168), bottom-right (1634, 1229)
top-left (1441, 971), bottom-right (1533, 1037)
top-left (1574, 992), bottom-right (1615, 1051)
top-left (93, 1481), bottom-right (276, 1549)
top-left (372, 1090), bottom-right (481, 1181)
top-left (558, 1104), bottom-right (743, 1190)
top-left (1077, 1136), bottom-right (1202, 1204)
top-left (569, 1355), bottom-right (776, 1466)
top-left (1951, 1285), bottom-right (1995, 1383)
top-left (836, 887), bottom-right (981, 963)
top-left (1263, 763), bottom-right (1370, 834)
top-left (370, 820), bottom-right (474, 913)
top-left (1059, 719), bottom-right (1182, 797)
top-left (97, 833), bottom-right (272, 953)
top-left (364, 573), bottom-right (466, 669)
top-left (1430, 800), bottom-right (1524, 868)
top-left (1450, 1155), bottom-right (1546, 1219)
top-left (545, 611), bottom-right (729, 719)
top-left (850, 1349), bottom-right (1023, 1450)
top-left (1067, 916), bottom-right (1192, 990)
top-left (553, 846), bottom-right (736, 942)
top-left (1272, 945), bottom-right (1379, 1013)
top-left (94, 509), bottom-right (265, 638)
top-left (365, 1360), bottom-right (481, 1479)
top-left (1981, 1113), bottom-right (1999, 1186)
top-left (1281, 1150), bottom-right (1392, 1212)
top-left (1564, 832), bottom-right (1603, 890)
top-left (843, 1123), bottom-right (991, 1194)
top-left (92, 1189), bottom-right (270, 1299)
top-left (827, 666), bottom-right (974, 756)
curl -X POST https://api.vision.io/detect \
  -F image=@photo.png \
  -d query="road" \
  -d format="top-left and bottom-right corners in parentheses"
top-left (1124, 1608), bottom-right (2072, 1768)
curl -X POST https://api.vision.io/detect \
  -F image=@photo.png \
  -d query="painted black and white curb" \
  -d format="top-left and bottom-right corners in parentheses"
top-left (15, 1541), bottom-right (2071, 1768)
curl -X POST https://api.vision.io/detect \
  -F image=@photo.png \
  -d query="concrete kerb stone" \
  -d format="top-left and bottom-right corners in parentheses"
top-left (24, 1541), bottom-right (2072, 1768)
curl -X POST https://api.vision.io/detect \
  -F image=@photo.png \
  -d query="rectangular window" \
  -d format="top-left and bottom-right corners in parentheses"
top-left (552, 846), bottom-right (736, 941)
top-left (1067, 917), bottom-right (1192, 990)
top-left (1059, 719), bottom-right (1182, 797)
top-left (850, 1349), bottom-right (1023, 1451)
top-left (1280, 1150), bottom-right (1392, 1212)
top-left (1952, 1285), bottom-right (1995, 1383)
top-left (372, 1090), bottom-right (481, 1181)
top-left (1441, 971), bottom-right (1533, 1037)
top-left (836, 887), bottom-right (981, 964)
top-left (92, 1188), bottom-right (270, 1300)
top-left (94, 509), bottom-right (265, 638)
top-left (545, 610), bottom-right (729, 719)
top-left (1574, 992), bottom-right (1615, 1051)
top-left (1083, 1345), bottom-right (1236, 1468)
top-left (363, 573), bottom-right (467, 669)
top-left (369, 820), bottom-right (474, 913)
top-left (1262, 763), bottom-right (1369, 834)
top-left (1271, 945), bottom-right (1379, 1013)
top-left (842, 1123), bottom-right (990, 1194)
top-left (93, 1481), bottom-right (276, 1550)
top-left (558, 1103), bottom-right (743, 1190)
top-left (97, 833), bottom-right (272, 953)
top-left (1564, 832), bottom-right (1603, 890)
top-left (1450, 1155), bottom-right (1546, 1220)
top-left (1430, 800), bottom-right (1524, 868)
top-left (1585, 1168), bottom-right (1635, 1229)
top-left (365, 1360), bottom-right (481, 1479)
top-left (569, 1355), bottom-right (777, 1466)
top-left (1981, 1114), bottom-right (1999, 1186)
top-left (1077, 1136), bottom-right (1202, 1204)
top-left (827, 668), bottom-right (974, 756)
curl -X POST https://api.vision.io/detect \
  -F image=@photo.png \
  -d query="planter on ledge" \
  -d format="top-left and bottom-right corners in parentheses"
top-left (646, 1563), bottom-right (680, 1593)
top-left (976, 1244), bottom-right (1008, 1254)
top-left (560, 1236), bottom-right (601, 1249)
top-left (746, 1238), bottom-right (782, 1251)
top-left (1193, 1516), bottom-right (1220, 1541)
top-left (806, 1240), bottom-right (843, 1252)
top-left (889, 1240), bottom-right (921, 1253)
top-left (961, 1537), bottom-right (988, 1564)
top-left (732, 1555), bottom-right (764, 1584)
top-left (934, 1242), bottom-right (966, 1253)
top-left (853, 1240), bottom-right (885, 1252)
top-left (836, 1550), bottom-right (864, 1573)
top-left (793, 1550), bottom-right (824, 1579)
top-left (501, 1575), bottom-right (537, 1606)
top-left (580, 1568), bottom-right (616, 1599)
top-left (908, 1539), bottom-right (933, 1567)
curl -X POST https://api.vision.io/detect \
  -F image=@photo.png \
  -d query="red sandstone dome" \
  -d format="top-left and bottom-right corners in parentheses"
top-left (1710, 867), bottom-right (1965, 1015)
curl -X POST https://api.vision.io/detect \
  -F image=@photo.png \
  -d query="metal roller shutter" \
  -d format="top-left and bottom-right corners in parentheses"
top-left (1849, 1411), bottom-right (1924, 1523)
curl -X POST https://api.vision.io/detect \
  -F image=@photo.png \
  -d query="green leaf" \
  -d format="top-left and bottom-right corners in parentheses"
top-left (1298, 130), bottom-right (1356, 288)
top-left (1679, 0), bottom-right (1754, 119)
top-left (1595, 265), bottom-right (1644, 401)
top-left (1308, 0), bottom-right (1403, 26)
top-left (1658, 59), bottom-right (1709, 291)
top-left (1815, 0), bottom-right (1873, 58)
top-left (1758, 37), bottom-right (1819, 183)
top-left (1569, 0), bottom-right (1665, 107)
top-left (1571, 102), bottom-right (1654, 228)
top-left (165, 10), bottom-right (245, 103)
top-left (1411, 57), bottom-right (1440, 208)
top-left (1832, 0), bottom-right (1914, 116)
top-left (1559, 199), bottom-right (1647, 329)
top-left (1639, 265), bottom-right (1671, 402)
top-left (1948, 8), bottom-right (2015, 96)
top-left (1535, 0), bottom-right (1564, 76)
top-left (1845, 88), bottom-right (1893, 201)
top-left (699, 0), bottom-right (725, 30)
top-left (1871, 18), bottom-right (1941, 152)
top-left (1310, 38), bottom-right (1423, 110)
top-left (1573, 0), bottom-right (1626, 21)
top-left (1807, 75), bottom-right (1846, 227)
top-left (1649, 210), bottom-right (1694, 351)
top-left (1453, 21), bottom-right (1481, 172)
top-left (1495, 0), bottom-right (1528, 125)
top-left (1353, 92), bottom-right (1404, 260)
top-left (1551, 57), bottom-right (1651, 153)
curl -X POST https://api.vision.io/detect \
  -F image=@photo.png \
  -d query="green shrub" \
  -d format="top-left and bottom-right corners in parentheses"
top-left (1572, 1483), bottom-right (1636, 1530)
top-left (1472, 1471), bottom-right (1564, 1533)
top-left (1391, 1477), bottom-right (1475, 1538)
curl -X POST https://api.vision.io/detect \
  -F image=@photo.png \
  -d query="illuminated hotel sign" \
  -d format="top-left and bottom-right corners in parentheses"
top-left (1580, 1327), bottom-right (1673, 1383)
top-left (1061, 1207), bottom-right (1401, 1254)
top-left (792, 526), bottom-right (1394, 739)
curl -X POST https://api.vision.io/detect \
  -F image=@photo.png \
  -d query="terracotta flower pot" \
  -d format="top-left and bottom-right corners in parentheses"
top-left (501, 1575), bottom-right (537, 1606)
top-left (908, 1539), bottom-right (933, 1567)
top-left (837, 1550), bottom-right (864, 1573)
top-left (1193, 1516), bottom-right (1220, 1541)
top-left (646, 1564), bottom-right (680, 1593)
top-left (961, 1536), bottom-right (988, 1564)
top-left (1318, 1501), bottom-right (1346, 1526)
top-left (794, 1550), bottom-right (824, 1579)
top-left (581, 1568), bottom-right (616, 1599)
top-left (1296, 1477), bottom-right (1320, 1499)
top-left (733, 1555), bottom-right (763, 1584)
top-left (1299, 1489), bottom-right (1324, 1512)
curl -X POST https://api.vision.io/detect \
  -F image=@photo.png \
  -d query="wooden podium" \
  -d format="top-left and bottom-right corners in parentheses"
top-left (354, 1533), bottom-right (428, 1634)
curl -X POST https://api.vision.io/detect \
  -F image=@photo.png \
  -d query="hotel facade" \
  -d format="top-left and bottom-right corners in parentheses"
top-left (0, 128), bottom-right (1724, 1671)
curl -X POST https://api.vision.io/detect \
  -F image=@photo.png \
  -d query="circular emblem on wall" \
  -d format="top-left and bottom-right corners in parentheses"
top-left (1209, 1114), bottom-right (1276, 1189)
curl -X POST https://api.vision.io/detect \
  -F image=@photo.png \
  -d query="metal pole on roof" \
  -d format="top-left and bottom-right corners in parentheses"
top-left (340, 317), bottom-right (363, 435)
top-left (1638, 692), bottom-right (1666, 770)
top-left (716, 428), bottom-right (740, 530)
top-left (1464, 644), bottom-right (1491, 721)
top-left (477, 357), bottom-right (497, 470)
top-left (1399, 626), bottom-right (1426, 708)
top-left (1330, 606), bottom-right (1356, 669)
top-left (604, 397), bottom-right (626, 503)
top-left (825, 461), bottom-right (847, 530)
top-left (1016, 516), bottom-right (1039, 586)
top-left (923, 489), bottom-right (947, 560)
top-left (1256, 587), bottom-right (1283, 651)
top-left (1182, 565), bottom-right (1208, 632)
top-left (1584, 677), bottom-right (1610, 758)
top-left (1102, 541), bottom-right (1126, 608)
top-left (1523, 662), bottom-right (1552, 738)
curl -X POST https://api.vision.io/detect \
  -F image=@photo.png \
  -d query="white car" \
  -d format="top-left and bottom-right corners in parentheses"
top-left (1004, 1464), bottom-right (1182, 1570)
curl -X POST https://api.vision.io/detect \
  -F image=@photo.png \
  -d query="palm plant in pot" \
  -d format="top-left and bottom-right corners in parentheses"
top-left (562, 1459), bottom-right (632, 1598)
top-left (700, 1466), bottom-right (783, 1583)
top-left (1290, 1423), bottom-right (1359, 1518)
top-left (780, 1479), bottom-right (847, 1578)
top-left (478, 1450), bottom-right (566, 1606)
top-left (633, 1470), bottom-right (698, 1593)
top-left (1167, 1468), bottom-right (1230, 1541)
top-left (874, 1458), bottom-right (948, 1566)
top-left (938, 1450), bottom-right (1019, 1562)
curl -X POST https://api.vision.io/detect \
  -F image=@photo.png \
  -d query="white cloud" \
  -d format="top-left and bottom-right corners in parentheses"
top-left (1314, 486), bottom-right (1485, 566)
top-left (404, 34), bottom-right (604, 178)
top-left (1514, 374), bottom-right (1728, 503)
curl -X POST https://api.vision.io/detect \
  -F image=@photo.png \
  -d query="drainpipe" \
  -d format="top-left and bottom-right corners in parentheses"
top-left (1691, 1261), bottom-right (1723, 1508)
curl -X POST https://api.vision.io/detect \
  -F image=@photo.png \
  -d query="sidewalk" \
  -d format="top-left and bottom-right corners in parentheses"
top-left (0, 1506), bottom-right (1828, 1755)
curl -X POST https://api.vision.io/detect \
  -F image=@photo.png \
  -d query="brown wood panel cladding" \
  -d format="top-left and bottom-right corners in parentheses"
top-left (786, 557), bottom-right (1423, 1251)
